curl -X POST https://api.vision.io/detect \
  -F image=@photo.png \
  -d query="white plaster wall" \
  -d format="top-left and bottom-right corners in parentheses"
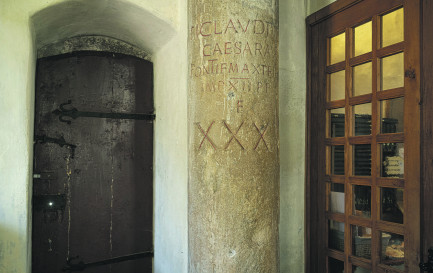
top-left (24, 0), bottom-right (179, 32)
top-left (279, 0), bottom-right (307, 272)
top-left (307, 0), bottom-right (337, 15)
top-left (30, 0), bottom-right (176, 55)
top-left (278, 0), bottom-right (337, 271)
top-left (0, 0), bottom-right (188, 272)
top-left (153, 0), bottom-right (188, 272)
top-left (0, 8), bottom-right (36, 273)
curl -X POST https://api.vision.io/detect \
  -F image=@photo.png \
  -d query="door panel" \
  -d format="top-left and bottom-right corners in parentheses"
top-left (32, 52), bottom-right (153, 273)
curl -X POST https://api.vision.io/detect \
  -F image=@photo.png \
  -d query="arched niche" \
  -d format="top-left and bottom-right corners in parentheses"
top-left (31, 0), bottom-right (176, 56)
top-left (24, 1), bottom-right (180, 272)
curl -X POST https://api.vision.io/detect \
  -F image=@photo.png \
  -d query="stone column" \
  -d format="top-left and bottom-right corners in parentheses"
top-left (188, 1), bottom-right (279, 272)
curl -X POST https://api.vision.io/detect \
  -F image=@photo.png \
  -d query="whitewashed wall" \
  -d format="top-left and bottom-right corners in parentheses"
top-left (308, 0), bottom-right (337, 15)
top-left (279, 0), bottom-right (307, 272)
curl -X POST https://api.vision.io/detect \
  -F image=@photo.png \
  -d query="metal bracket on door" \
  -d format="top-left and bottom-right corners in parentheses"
top-left (62, 251), bottom-right (154, 272)
top-left (33, 171), bottom-right (57, 180)
top-left (52, 100), bottom-right (156, 125)
top-left (35, 134), bottom-right (77, 158)
top-left (420, 247), bottom-right (433, 272)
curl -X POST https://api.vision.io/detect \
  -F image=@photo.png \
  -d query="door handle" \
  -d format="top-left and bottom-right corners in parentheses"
top-left (420, 247), bottom-right (433, 272)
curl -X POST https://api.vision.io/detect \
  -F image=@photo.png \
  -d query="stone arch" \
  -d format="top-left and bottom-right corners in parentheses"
top-left (37, 35), bottom-right (151, 60)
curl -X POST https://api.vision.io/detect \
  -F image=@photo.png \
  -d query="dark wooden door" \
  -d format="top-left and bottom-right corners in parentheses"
top-left (32, 52), bottom-right (154, 273)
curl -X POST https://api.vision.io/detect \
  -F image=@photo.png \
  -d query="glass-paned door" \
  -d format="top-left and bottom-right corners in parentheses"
top-left (307, 0), bottom-right (421, 272)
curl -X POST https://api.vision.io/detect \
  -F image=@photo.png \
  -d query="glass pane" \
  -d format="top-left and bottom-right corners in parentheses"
top-left (381, 187), bottom-right (404, 224)
top-left (382, 8), bottom-right (404, 48)
top-left (353, 62), bottom-right (372, 96)
top-left (354, 21), bottom-right (372, 56)
top-left (380, 232), bottom-right (405, 270)
top-left (354, 103), bottom-right (372, 136)
top-left (353, 144), bottom-right (371, 176)
top-left (330, 108), bottom-right (345, 137)
top-left (381, 53), bottom-right (404, 91)
top-left (381, 97), bottom-right (404, 133)
top-left (381, 143), bottom-right (404, 178)
top-left (330, 70), bottom-right (346, 101)
top-left (352, 225), bottom-right (372, 259)
top-left (353, 266), bottom-right (371, 273)
top-left (330, 33), bottom-right (346, 64)
top-left (329, 220), bottom-right (345, 252)
top-left (329, 183), bottom-right (345, 213)
top-left (332, 146), bottom-right (345, 175)
top-left (353, 185), bottom-right (371, 218)
top-left (329, 257), bottom-right (344, 273)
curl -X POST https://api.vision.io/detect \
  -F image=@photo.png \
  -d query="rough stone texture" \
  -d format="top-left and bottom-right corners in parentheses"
top-left (188, 1), bottom-right (279, 272)
top-left (38, 35), bottom-right (151, 60)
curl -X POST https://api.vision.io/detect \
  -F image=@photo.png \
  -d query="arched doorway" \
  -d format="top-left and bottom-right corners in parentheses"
top-left (0, 1), bottom-right (188, 272)
top-left (29, 1), bottom-right (176, 272)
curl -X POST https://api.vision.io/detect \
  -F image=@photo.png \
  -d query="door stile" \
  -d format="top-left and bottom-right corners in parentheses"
top-left (306, 22), bottom-right (321, 273)
top-left (344, 27), bottom-right (353, 273)
top-left (403, 0), bottom-right (421, 271)
top-left (421, 0), bottom-right (433, 265)
top-left (318, 21), bottom-right (329, 273)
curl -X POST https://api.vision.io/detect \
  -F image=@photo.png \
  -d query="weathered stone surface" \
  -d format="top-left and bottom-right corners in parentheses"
top-left (38, 35), bottom-right (150, 60)
top-left (188, 1), bottom-right (279, 272)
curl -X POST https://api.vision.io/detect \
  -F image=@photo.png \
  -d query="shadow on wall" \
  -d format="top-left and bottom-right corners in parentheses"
top-left (30, 0), bottom-right (176, 54)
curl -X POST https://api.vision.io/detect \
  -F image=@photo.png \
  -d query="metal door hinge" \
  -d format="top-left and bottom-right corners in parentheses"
top-left (35, 134), bottom-right (76, 158)
top-left (53, 100), bottom-right (155, 124)
top-left (405, 69), bottom-right (416, 79)
top-left (63, 251), bottom-right (154, 272)
top-left (420, 247), bottom-right (433, 272)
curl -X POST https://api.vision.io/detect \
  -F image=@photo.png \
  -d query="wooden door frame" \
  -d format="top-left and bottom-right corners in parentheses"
top-left (421, 0), bottom-right (433, 265)
top-left (305, 0), bottom-right (426, 272)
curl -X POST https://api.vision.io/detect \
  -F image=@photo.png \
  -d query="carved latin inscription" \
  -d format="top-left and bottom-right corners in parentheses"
top-left (191, 17), bottom-right (277, 153)
top-left (223, 120), bottom-right (245, 150)
top-left (195, 121), bottom-right (271, 151)
top-left (190, 19), bottom-right (275, 38)
top-left (196, 121), bottom-right (217, 150)
top-left (253, 123), bottom-right (269, 151)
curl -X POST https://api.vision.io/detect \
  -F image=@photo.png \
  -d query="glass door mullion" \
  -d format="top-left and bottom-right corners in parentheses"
top-left (344, 27), bottom-right (352, 273)
top-left (370, 14), bottom-right (380, 273)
